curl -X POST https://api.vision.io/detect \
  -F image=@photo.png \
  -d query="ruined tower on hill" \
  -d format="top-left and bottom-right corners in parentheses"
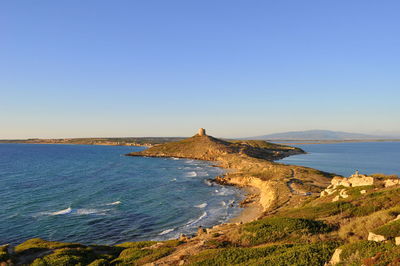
top-left (198, 128), bottom-right (206, 136)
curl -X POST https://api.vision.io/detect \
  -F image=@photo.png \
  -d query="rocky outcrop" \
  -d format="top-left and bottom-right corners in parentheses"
top-left (321, 171), bottom-right (375, 200)
top-left (329, 248), bottom-right (342, 265)
top-left (368, 232), bottom-right (386, 242)
top-left (384, 178), bottom-right (400, 187)
top-left (222, 176), bottom-right (277, 211)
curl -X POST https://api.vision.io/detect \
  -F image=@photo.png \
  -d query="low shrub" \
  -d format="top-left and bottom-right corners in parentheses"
top-left (115, 241), bottom-right (156, 249)
top-left (31, 247), bottom-right (99, 266)
top-left (240, 217), bottom-right (332, 245)
top-left (190, 242), bottom-right (339, 266)
top-left (112, 246), bottom-right (174, 265)
top-left (15, 238), bottom-right (83, 253)
top-left (338, 241), bottom-right (397, 265)
top-left (280, 201), bottom-right (354, 219)
top-left (373, 219), bottom-right (400, 238)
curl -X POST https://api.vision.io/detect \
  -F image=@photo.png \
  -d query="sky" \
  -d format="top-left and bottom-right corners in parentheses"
top-left (1, 1), bottom-right (399, 138)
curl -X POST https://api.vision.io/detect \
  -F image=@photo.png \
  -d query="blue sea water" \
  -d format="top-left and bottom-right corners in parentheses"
top-left (279, 142), bottom-right (400, 177)
top-left (0, 144), bottom-right (244, 246)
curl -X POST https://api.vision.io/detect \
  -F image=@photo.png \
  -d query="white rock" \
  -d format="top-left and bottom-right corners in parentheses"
top-left (368, 232), bottom-right (386, 242)
top-left (329, 248), bottom-right (342, 265)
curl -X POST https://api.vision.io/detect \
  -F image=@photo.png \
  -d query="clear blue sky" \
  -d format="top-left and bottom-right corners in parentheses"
top-left (1, 1), bottom-right (399, 138)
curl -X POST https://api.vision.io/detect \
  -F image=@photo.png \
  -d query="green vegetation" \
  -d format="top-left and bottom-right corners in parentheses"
top-left (280, 201), bottom-right (354, 219)
top-left (112, 246), bottom-right (174, 265)
top-left (190, 242), bottom-right (339, 266)
top-left (240, 217), bottom-right (332, 245)
top-left (115, 241), bottom-right (157, 249)
top-left (15, 238), bottom-right (84, 253)
top-left (373, 220), bottom-right (400, 238)
top-left (31, 247), bottom-right (101, 266)
top-left (338, 241), bottom-right (400, 265)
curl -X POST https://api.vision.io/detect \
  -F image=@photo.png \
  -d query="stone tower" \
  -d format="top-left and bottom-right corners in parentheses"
top-left (198, 128), bottom-right (206, 136)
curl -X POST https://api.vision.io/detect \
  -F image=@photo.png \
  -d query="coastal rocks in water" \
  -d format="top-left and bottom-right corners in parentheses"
top-left (368, 232), bottom-right (386, 242)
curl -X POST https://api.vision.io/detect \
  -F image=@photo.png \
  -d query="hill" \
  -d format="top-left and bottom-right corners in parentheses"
top-left (127, 133), bottom-right (304, 161)
top-left (248, 129), bottom-right (383, 140)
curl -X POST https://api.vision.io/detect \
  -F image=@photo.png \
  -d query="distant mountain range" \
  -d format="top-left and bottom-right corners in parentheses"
top-left (248, 130), bottom-right (397, 140)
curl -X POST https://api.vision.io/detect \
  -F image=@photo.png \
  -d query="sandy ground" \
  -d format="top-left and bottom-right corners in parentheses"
top-left (229, 186), bottom-right (264, 224)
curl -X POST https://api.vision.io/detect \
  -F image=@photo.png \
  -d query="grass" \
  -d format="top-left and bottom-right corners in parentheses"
top-left (373, 219), bottom-right (400, 238)
top-left (15, 238), bottom-right (84, 253)
top-left (115, 241), bottom-right (157, 249)
top-left (240, 217), bottom-right (332, 246)
top-left (279, 201), bottom-right (354, 220)
top-left (189, 242), bottom-right (339, 266)
top-left (338, 241), bottom-right (400, 265)
top-left (112, 247), bottom-right (174, 265)
top-left (31, 247), bottom-right (101, 266)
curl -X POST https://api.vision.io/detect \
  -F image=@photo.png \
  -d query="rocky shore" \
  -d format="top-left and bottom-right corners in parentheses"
top-left (3, 130), bottom-right (400, 265)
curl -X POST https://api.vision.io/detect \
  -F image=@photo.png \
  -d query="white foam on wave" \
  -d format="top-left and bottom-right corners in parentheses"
top-left (187, 211), bottom-right (207, 226)
top-left (159, 228), bottom-right (174, 235)
top-left (75, 208), bottom-right (107, 215)
top-left (203, 180), bottom-right (213, 186)
top-left (185, 171), bottom-right (197, 177)
top-left (195, 203), bottom-right (208, 208)
top-left (171, 178), bottom-right (177, 182)
top-left (50, 207), bottom-right (72, 216)
top-left (172, 157), bottom-right (180, 160)
top-left (37, 206), bottom-right (109, 217)
top-left (106, 201), bottom-right (121, 206)
top-left (215, 187), bottom-right (235, 196)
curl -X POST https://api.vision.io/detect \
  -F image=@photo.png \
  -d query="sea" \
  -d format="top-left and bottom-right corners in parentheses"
top-left (0, 144), bottom-right (244, 246)
top-left (278, 142), bottom-right (400, 177)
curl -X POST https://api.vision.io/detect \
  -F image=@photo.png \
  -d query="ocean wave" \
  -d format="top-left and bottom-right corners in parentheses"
top-left (215, 187), bottom-right (235, 196)
top-left (197, 171), bottom-right (209, 177)
top-left (38, 206), bottom-right (109, 217)
top-left (75, 208), bottom-right (107, 215)
top-left (187, 211), bottom-right (207, 226)
top-left (159, 228), bottom-right (174, 235)
top-left (203, 179), bottom-right (213, 186)
top-left (105, 201), bottom-right (121, 206)
top-left (185, 171), bottom-right (197, 177)
top-left (50, 207), bottom-right (72, 216)
top-left (195, 203), bottom-right (208, 208)
top-left (171, 178), bottom-right (177, 182)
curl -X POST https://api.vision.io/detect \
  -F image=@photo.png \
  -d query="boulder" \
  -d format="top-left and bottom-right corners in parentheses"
top-left (329, 248), bottom-right (342, 265)
top-left (395, 236), bottom-right (400, 246)
top-left (332, 195), bottom-right (340, 202)
top-left (360, 190), bottom-right (367, 194)
top-left (368, 232), bottom-right (386, 242)
top-left (197, 226), bottom-right (207, 236)
top-left (339, 189), bottom-right (349, 199)
top-left (348, 175), bottom-right (374, 187)
top-left (384, 179), bottom-right (400, 188)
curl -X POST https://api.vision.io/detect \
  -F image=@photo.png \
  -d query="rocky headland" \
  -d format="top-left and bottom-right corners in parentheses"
top-left (3, 129), bottom-right (400, 265)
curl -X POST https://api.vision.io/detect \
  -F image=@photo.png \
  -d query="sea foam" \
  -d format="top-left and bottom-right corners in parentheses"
top-left (195, 203), bottom-right (208, 208)
top-left (159, 228), bottom-right (174, 235)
